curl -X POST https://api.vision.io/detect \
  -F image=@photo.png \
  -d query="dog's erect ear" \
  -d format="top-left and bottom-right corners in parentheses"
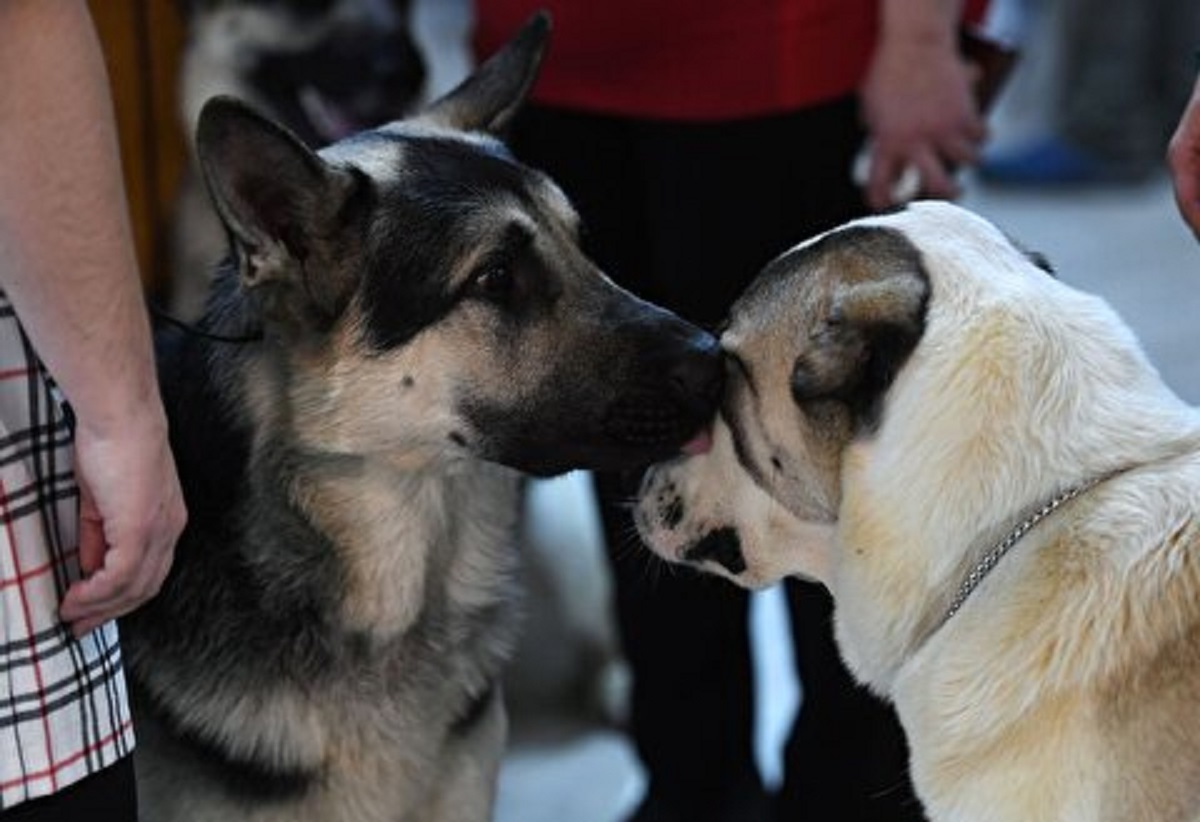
top-left (418, 12), bottom-right (550, 135)
top-left (791, 255), bottom-right (928, 427)
top-left (196, 96), bottom-right (362, 319)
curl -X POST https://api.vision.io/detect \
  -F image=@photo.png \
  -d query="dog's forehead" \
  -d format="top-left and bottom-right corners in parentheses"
top-left (319, 127), bottom-right (582, 351)
top-left (865, 201), bottom-right (1049, 272)
top-left (320, 127), bottom-right (571, 212)
top-left (725, 224), bottom-right (923, 343)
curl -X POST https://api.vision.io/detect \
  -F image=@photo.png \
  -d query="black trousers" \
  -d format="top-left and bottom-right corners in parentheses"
top-left (510, 98), bottom-right (925, 822)
top-left (1, 757), bottom-right (136, 822)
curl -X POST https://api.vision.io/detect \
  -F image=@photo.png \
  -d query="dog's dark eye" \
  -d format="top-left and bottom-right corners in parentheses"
top-left (466, 224), bottom-right (532, 304)
top-left (468, 264), bottom-right (516, 302)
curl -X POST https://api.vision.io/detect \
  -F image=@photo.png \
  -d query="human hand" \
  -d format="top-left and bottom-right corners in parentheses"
top-left (1168, 77), bottom-right (1200, 238)
top-left (58, 411), bottom-right (186, 636)
top-left (860, 32), bottom-right (986, 210)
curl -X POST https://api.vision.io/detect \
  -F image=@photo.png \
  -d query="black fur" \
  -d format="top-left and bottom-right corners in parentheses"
top-left (684, 528), bottom-right (746, 575)
top-left (780, 225), bottom-right (929, 429)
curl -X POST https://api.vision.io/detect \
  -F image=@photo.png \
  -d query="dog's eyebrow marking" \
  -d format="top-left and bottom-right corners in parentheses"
top-left (490, 220), bottom-right (535, 260)
top-left (683, 528), bottom-right (746, 575)
top-left (448, 214), bottom-right (536, 293)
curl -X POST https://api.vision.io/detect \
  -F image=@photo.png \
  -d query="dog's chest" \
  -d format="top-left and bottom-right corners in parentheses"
top-left (301, 459), bottom-right (523, 639)
top-left (136, 461), bottom-right (524, 816)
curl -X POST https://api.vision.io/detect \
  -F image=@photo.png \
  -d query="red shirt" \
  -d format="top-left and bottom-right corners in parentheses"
top-left (473, 0), bottom-right (878, 121)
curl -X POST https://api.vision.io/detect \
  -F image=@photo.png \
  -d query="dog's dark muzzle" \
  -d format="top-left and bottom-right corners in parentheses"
top-left (603, 331), bottom-right (723, 450)
top-left (464, 305), bottom-right (723, 478)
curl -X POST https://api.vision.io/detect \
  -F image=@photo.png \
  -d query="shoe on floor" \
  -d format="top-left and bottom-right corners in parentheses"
top-left (978, 135), bottom-right (1113, 185)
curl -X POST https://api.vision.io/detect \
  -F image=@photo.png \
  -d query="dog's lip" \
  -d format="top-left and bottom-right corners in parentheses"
top-left (680, 425), bottom-right (713, 456)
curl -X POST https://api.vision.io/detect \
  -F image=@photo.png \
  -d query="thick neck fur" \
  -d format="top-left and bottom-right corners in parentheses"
top-left (829, 218), bottom-right (1200, 694)
top-left (132, 279), bottom-right (521, 774)
top-left (202, 321), bottom-right (522, 643)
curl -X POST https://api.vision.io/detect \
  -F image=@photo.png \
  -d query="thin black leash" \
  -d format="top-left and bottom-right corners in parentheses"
top-left (149, 303), bottom-right (263, 344)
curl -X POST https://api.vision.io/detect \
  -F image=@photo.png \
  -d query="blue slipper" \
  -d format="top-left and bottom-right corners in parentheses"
top-left (979, 136), bottom-right (1110, 185)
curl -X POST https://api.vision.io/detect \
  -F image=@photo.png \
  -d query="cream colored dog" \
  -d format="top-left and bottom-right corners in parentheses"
top-left (635, 201), bottom-right (1200, 822)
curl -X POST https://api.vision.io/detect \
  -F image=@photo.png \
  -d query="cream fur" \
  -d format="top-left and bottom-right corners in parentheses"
top-left (636, 201), bottom-right (1200, 821)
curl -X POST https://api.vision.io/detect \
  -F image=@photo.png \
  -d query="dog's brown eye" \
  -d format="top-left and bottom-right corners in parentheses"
top-left (469, 265), bottom-right (515, 301)
top-left (468, 223), bottom-right (531, 303)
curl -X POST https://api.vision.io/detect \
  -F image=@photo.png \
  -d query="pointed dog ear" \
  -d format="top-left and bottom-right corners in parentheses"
top-left (196, 96), bottom-right (363, 322)
top-left (417, 11), bottom-right (550, 135)
top-left (790, 261), bottom-right (928, 427)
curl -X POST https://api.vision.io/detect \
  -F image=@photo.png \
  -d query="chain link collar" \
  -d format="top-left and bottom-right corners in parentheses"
top-left (933, 472), bottom-right (1115, 634)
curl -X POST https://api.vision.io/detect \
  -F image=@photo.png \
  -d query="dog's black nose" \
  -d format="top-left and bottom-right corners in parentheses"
top-left (602, 323), bottom-right (722, 454)
top-left (666, 333), bottom-right (723, 412)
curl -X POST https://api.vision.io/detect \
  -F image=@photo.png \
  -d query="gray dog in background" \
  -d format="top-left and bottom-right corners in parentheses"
top-left (170, 0), bottom-right (427, 318)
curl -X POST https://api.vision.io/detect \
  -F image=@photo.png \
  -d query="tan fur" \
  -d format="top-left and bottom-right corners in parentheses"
top-left (636, 201), bottom-right (1200, 821)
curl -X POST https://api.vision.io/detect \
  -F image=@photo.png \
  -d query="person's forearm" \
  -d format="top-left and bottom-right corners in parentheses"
top-left (877, 0), bottom-right (963, 47)
top-left (1168, 74), bottom-right (1200, 236)
top-left (0, 0), bottom-right (164, 436)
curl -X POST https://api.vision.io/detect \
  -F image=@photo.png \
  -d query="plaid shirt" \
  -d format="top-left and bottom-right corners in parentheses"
top-left (0, 294), bottom-right (133, 809)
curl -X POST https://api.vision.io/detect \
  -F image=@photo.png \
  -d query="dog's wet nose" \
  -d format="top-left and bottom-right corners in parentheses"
top-left (666, 333), bottom-right (723, 412)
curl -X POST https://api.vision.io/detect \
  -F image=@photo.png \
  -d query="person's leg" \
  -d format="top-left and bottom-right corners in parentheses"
top-left (778, 581), bottom-right (925, 822)
top-left (1055, 0), bottom-right (1161, 177)
top-left (1, 757), bottom-right (136, 821)
top-left (634, 96), bottom-right (870, 302)
top-left (1155, 0), bottom-right (1200, 150)
top-left (597, 469), bottom-right (765, 822)
top-left (749, 96), bottom-right (927, 822)
top-left (510, 107), bottom-right (767, 821)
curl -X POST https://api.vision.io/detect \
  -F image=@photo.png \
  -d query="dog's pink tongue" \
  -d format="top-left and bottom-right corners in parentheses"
top-left (681, 427), bottom-right (713, 456)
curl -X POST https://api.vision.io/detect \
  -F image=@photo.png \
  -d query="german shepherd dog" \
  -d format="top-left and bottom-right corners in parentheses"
top-left (171, 0), bottom-right (428, 317)
top-left (125, 16), bottom-right (721, 822)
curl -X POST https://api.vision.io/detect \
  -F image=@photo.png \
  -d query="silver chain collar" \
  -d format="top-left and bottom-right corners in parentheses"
top-left (936, 473), bottom-right (1112, 631)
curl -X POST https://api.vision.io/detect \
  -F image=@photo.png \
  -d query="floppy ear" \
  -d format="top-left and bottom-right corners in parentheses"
top-left (791, 264), bottom-right (928, 426)
top-left (196, 96), bottom-right (362, 323)
top-left (417, 11), bottom-right (550, 134)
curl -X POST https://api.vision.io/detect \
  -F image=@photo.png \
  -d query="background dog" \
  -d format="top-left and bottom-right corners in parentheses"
top-left (170, 0), bottom-right (428, 318)
top-left (124, 15), bottom-right (721, 822)
top-left (636, 201), bottom-right (1200, 821)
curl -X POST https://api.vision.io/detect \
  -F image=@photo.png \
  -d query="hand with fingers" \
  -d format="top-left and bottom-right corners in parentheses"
top-left (1168, 73), bottom-right (1200, 238)
top-left (59, 415), bottom-right (186, 636)
top-left (859, 0), bottom-right (987, 211)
